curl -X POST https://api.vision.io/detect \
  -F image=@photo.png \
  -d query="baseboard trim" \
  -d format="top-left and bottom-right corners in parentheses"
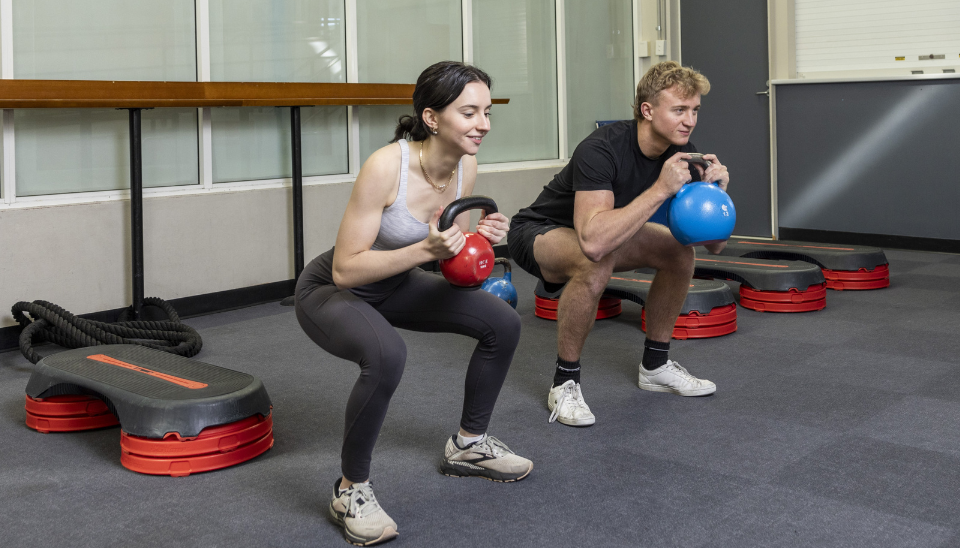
top-left (1, 279), bottom-right (296, 355)
top-left (779, 228), bottom-right (960, 254)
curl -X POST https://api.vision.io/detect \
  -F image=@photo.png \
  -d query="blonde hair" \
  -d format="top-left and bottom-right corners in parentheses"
top-left (633, 61), bottom-right (710, 121)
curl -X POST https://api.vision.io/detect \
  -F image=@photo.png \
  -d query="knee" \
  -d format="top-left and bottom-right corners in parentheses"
top-left (664, 241), bottom-right (695, 275)
top-left (569, 255), bottom-right (616, 297)
top-left (366, 338), bottom-right (407, 394)
top-left (491, 308), bottom-right (522, 351)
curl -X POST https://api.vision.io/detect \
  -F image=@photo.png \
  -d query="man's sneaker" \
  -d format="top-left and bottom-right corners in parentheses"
top-left (440, 435), bottom-right (533, 482)
top-left (328, 480), bottom-right (398, 546)
top-left (547, 379), bottom-right (596, 426)
top-left (638, 360), bottom-right (716, 396)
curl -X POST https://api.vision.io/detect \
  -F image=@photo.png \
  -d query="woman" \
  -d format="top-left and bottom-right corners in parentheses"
top-left (295, 61), bottom-right (532, 546)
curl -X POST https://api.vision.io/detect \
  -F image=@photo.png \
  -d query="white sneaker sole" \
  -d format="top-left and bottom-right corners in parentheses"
top-left (328, 503), bottom-right (399, 546)
top-left (638, 379), bottom-right (716, 396)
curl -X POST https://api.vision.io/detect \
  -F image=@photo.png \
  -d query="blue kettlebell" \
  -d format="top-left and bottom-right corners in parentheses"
top-left (665, 182), bottom-right (736, 246)
top-left (481, 258), bottom-right (518, 308)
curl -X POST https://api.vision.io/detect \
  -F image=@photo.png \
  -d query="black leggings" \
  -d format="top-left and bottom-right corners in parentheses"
top-left (295, 268), bottom-right (521, 482)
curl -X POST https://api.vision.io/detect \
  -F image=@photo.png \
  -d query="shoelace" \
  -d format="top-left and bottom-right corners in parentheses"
top-left (665, 361), bottom-right (703, 385)
top-left (346, 483), bottom-right (382, 519)
top-left (548, 383), bottom-right (589, 423)
top-left (472, 436), bottom-right (512, 458)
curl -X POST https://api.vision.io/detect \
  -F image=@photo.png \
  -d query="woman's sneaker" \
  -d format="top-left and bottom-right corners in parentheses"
top-left (638, 360), bottom-right (716, 396)
top-left (328, 480), bottom-right (398, 546)
top-left (440, 435), bottom-right (533, 482)
top-left (547, 379), bottom-right (596, 426)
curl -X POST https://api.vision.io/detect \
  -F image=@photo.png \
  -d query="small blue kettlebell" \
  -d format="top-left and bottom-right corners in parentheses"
top-left (481, 258), bottom-right (518, 308)
top-left (649, 182), bottom-right (736, 246)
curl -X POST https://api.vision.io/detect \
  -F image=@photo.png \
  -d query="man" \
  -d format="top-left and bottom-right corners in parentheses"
top-left (508, 61), bottom-right (730, 426)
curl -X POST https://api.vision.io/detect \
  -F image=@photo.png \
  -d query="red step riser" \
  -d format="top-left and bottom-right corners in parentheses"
top-left (826, 278), bottom-right (891, 291)
top-left (25, 410), bottom-right (120, 433)
top-left (535, 303), bottom-right (622, 321)
top-left (822, 264), bottom-right (889, 281)
top-left (121, 431), bottom-right (274, 477)
top-left (642, 318), bottom-right (737, 340)
top-left (641, 303), bottom-right (738, 328)
top-left (739, 296), bottom-right (826, 312)
top-left (739, 283), bottom-right (827, 304)
top-left (25, 395), bottom-right (110, 417)
top-left (121, 414), bottom-right (273, 458)
top-left (534, 295), bottom-right (621, 311)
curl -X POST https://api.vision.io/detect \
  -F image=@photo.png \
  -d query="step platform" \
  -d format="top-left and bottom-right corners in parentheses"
top-left (535, 272), bottom-right (737, 339)
top-left (693, 256), bottom-right (827, 312)
top-left (24, 344), bottom-right (274, 476)
top-left (717, 239), bottom-right (889, 290)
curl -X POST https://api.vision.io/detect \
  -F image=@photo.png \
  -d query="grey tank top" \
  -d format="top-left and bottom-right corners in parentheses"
top-left (372, 139), bottom-right (463, 250)
top-left (298, 139), bottom-right (464, 303)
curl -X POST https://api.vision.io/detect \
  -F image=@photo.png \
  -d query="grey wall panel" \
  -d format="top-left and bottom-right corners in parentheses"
top-left (776, 79), bottom-right (960, 240)
top-left (680, 0), bottom-right (772, 237)
top-left (0, 166), bottom-right (562, 328)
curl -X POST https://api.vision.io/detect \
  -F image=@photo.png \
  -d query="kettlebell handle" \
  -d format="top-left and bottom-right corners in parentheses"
top-left (438, 195), bottom-right (499, 231)
top-left (493, 257), bottom-right (511, 274)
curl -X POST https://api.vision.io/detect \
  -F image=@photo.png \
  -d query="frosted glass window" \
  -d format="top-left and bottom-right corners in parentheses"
top-left (210, 0), bottom-right (346, 83)
top-left (211, 106), bottom-right (348, 183)
top-left (357, 0), bottom-right (462, 161)
top-left (13, 0), bottom-right (196, 81)
top-left (473, 0), bottom-right (558, 163)
top-left (15, 109), bottom-right (199, 197)
top-left (210, 0), bottom-right (349, 182)
top-left (12, 0), bottom-right (198, 196)
top-left (564, 0), bottom-right (634, 154)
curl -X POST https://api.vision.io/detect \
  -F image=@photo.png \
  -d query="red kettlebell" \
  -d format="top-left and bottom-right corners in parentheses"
top-left (437, 196), bottom-right (498, 289)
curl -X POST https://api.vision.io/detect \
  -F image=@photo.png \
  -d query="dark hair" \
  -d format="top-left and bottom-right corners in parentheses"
top-left (392, 61), bottom-right (493, 143)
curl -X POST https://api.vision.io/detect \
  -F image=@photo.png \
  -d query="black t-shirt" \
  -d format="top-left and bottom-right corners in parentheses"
top-left (513, 119), bottom-right (698, 227)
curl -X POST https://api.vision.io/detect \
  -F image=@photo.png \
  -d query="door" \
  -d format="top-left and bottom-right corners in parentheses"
top-left (679, 0), bottom-right (771, 237)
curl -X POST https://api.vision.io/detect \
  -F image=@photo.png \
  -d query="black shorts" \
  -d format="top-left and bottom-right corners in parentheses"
top-left (507, 216), bottom-right (567, 294)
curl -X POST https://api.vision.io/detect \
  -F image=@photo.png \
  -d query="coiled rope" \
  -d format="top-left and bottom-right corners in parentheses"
top-left (11, 298), bottom-right (202, 365)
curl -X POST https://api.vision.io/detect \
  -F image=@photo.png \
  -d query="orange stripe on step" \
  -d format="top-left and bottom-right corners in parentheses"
top-left (696, 257), bottom-right (789, 268)
top-left (86, 354), bottom-right (208, 389)
top-left (610, 276), bottom-right (693, 288)
top-left (734, 240), bottom-right (854, 251)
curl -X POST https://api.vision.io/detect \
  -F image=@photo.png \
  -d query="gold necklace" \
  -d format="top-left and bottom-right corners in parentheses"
top-left (419, 142), bottom-right (456, 193)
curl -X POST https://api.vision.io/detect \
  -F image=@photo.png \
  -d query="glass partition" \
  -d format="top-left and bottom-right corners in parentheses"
top-left (209, 0), bottom-right (349, 181)
top-left (12, 0), bottom-right (199, 195)
top-left (473, 0), bottom-right (558, 163)
top-left (564, 0), bottom-right (635, 154)
top-left (356, 0), bottom-right (462, 161)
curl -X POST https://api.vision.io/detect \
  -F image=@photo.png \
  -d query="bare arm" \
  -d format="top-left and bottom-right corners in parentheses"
top-left (574, 152), bottom-right (694, 262)
top-left (457, 155), bottom-right (510, 244)
top-left (331, 146), bottom-right (465, 289)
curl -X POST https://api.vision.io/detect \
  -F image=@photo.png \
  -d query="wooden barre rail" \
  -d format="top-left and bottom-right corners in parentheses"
top-left (0, 80), bottom-right (509, 108)
top-left (2, 79), bottom-right (509, 319)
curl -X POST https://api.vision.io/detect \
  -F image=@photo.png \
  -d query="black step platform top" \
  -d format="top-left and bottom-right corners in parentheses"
top-left (26, 345), bottom-right (272, 438)
top-left (535, 272), bottom-right (735, 315)
top-left (718, 240), bottom-right (888, 271)
top-left (694, 256), bottom-right (825, 292)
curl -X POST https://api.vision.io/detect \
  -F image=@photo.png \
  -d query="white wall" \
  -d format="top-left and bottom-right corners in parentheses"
top-left (0, 166), bottom-right (562, 328)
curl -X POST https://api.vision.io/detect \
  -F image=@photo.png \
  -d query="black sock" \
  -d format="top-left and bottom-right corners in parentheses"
top-left (642, 339), bottom-right (670, 370)
top-left (553, 357), bottom-right (581, 387)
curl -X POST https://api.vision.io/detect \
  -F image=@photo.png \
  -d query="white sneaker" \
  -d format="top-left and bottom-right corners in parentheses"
top-left (638, 360), bottom-right (716, 396)
top-left (328, 480), bottom-right (398, 546)
top-left (547, 380), bottom-right (596, 426)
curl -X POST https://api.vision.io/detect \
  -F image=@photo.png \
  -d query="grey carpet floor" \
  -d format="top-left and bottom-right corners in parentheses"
top-left (2, 248), bottom-right (960, 547)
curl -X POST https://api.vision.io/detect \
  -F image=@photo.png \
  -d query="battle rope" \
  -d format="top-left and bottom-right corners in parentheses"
top-left (11, 298), bottom-right (202, 365)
